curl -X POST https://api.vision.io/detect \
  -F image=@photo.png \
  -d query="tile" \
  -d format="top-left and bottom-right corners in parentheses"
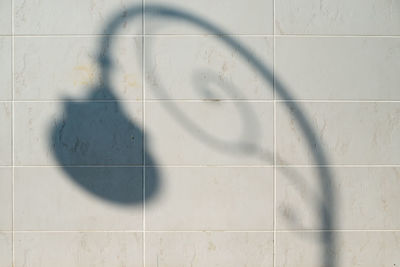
top-left (15, 232), bottom-right (143, 267)
top-left (275, 0), bottom-right (400, 35)
top-left (146, 101), bottom-right (273, 165)
top-left (14, 167), bottom-right (143, 230)
top-left (0, 102), bottom-right (11, 166)
top-left (15, 0), bottom-right (142, 35)
top-left (0, 168), bottom-right (12, 230)
top-left (146, 232), bottom-right (273, 267)
top-left (277, 167), bottom-right (400, 230)
top-left (276, 231), bottom-right (400, 267)
top-left (145, 0), bottom-right (273, 35)
top-left (146, 167), bottom-right (273, 230)
top-left (14, 101), bottom-right (143, 166)
top-left (0, 1), bottom-right (11, 34)
top-left (15, 37), bottom-right (142, 100)
top-left (276, 37), bottom-right (400, 100)
top-left (145, 36), bottom-right (273, 100)
top-left (276, 102), bottom-right (400, 165)
top-left (0, 233), bottom-right (12, 267)
top-left (0, 37), bottom-right (12, 100)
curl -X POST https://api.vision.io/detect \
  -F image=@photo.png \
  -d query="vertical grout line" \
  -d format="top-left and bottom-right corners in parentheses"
top-left (272, 0), bottom-right (277, 266)
top-left (142, 1), bottom-right (146, 266)
top-left (11, 0), bottom-right (15, 265)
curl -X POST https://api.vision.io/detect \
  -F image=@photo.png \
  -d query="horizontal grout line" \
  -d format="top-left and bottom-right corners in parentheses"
top-left (6, 165), bottom-right (273, 168)
top-left (2, 34), bottom-right (400, 38)
top-left (146, 99), bottom-right (273, 102)
top-left (11, 230), bottom-right (273, 233)
top-left (4, 99), bottom-right (400, 103)
top-left (275, 229), bottom-right (400, 233)
top-left (2, 99), bottom-right (273, 103)
top-left (5, 229), bottom-right (400, 233)
top-left (8, 230), bottom-right (143, 233)
top-left (276, 100), bottom-right (400, 103)
top-left (4, 100), bottom-right (143, 103)
top-left (138, 229), bottom-right (400, 233)
top-left (144, 230), bottom-right (275, 233)
top-left (277, 164), bottom-right (400, 167)
top-left (7, 34), bottom-right (271, 38)
top-left (3, 34), bottom-right (140, 38)
top-left (275, 34), bottom-right (400, 38)
top-left (3, 164), bottom-right (400, 168)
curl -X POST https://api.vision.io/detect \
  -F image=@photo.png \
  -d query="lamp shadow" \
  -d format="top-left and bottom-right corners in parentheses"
top-left (49, 4), bottom-right (336, 267)
top-left (50, 85), bottom-right (159, 205)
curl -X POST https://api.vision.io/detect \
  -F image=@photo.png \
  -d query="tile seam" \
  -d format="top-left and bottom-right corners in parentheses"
top-left (5, 34), bottom-right (400, 38)
top-left (273, 0), bottom-right (277, 266)
top-left (7, 100), bottom-right (400, 103)
top-left (142, 1), bottom-right (146, 266)
top-left (7, 229), bottom-right (400, 233)
top-left (7, 164), bottom-right (400, 168)
top-left (11, 0), bottom-right (15, 264)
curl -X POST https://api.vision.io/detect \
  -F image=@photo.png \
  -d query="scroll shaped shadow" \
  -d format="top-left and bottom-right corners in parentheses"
top-left (49, 4), bottom-right (336, 267)
top-left (50, 86), bottom-right (159, 205)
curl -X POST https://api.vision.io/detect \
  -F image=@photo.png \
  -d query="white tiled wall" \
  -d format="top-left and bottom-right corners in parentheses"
top-left (1, 0), bottom-right (400, 266)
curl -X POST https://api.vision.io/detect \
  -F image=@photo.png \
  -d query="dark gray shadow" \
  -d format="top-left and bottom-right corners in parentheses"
top-left (50, 83), bottom-right (160, 204)
top-left (49, 4), bottom-right (336, 266)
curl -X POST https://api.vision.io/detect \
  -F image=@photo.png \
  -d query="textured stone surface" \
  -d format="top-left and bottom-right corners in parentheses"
top-left (2, 1), bottom-right (400, 266)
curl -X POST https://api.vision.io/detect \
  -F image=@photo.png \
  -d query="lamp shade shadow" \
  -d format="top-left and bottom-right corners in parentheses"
top-left (50, 86), bottom-right (159, 205)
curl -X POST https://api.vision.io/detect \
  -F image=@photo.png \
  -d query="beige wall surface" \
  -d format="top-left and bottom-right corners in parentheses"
top-left (1, 0), bottom-right (400, 266)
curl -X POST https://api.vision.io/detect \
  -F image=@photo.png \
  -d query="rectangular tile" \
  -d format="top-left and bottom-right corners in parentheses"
top-left (276, 231), bottom-right (400, 267)
top-left (0, 102), bottom-right (11, 165)
top-left (275, 37), bottom-right (400, 100)
top-left (146, 232), bottom-right (273, 267)
top-left (0, 37), bottom-right (11, 100)
top-left (15, 37), bottom-right (142, 100)
top-left (146, 101), bottom-right (273, 165)
top-left (14, 101), bottom-right (143, 166)
top-left (14, 167), bottom-right (142, 230)
top-left (15, 0), bottom-right (142, 34)
top-left (0, 233), bottom-right (12, 267)
top-left (145, 0), bottom-right (273, 34)
top-left (15, 232), bottom-right (143, 267)
top-left (146, 167), bottom-right (273, 230)
top-left (276, 37), bottom-right (400, 100)
top-left (145, 36), bottom-right (273, 100)
top-left (277, 167), bottom-right (400, 230)
top-left (0, 1), bottom-right (11, 34)
top-left (0, 168), bottom-right (12, 230)
top-left (276, 102), bottom-right (400, 165)
top-left (275, 0), bottom-right (400, 35)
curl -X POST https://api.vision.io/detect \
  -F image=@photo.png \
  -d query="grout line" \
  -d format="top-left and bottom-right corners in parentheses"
top-left (8, 100), bottom-right (145, 103)
top-left (11, 0), bottom-right (15, 264)
top-left (0, 165), bottom-right (272, 168)
top-left (13, 230), bottom-right (146, 233)
top-left (272, 0), bottom-right (277, 265)
top-left (4, 34), bottom-right (400, 38)
top-left (273, 229), bottom-right (400, 233)
top-left (271, 34), bottom-right (400, 38)
top-left (0, 99), bottom-right (274, 103)
top-left (275, 100), bottom-right (400, 103)
top-left (0, 99), bottom-right (271, 103)
top-left (5, 99), bottom-right (400, 103)
top-left (7, 229), bottom-right (400, 233)
top-left (142, 1), bottom-right (146, 265)
top-left (5, 164), bottom-right (400, 168)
